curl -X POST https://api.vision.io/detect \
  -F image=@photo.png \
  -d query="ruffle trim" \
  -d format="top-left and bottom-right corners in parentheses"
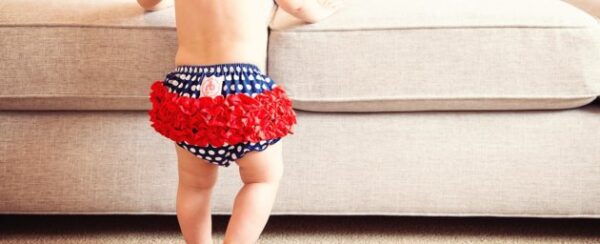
top-left (148, 80), bottom-right (297, 148)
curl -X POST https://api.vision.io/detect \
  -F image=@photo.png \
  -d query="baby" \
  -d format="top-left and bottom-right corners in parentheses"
top-left (139, 0), bottom-right (342, 243)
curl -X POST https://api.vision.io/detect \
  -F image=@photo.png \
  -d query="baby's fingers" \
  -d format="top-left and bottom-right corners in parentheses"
top-left (330, 0), bottom-right (344, 9)
top-left (320, 0), bottom-right (344, 9)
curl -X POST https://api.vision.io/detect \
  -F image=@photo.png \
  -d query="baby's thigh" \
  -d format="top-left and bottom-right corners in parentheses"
top-left (235, 141), bottom-right (284, 185)
top-left (175, 143), bottom-right (219, 188)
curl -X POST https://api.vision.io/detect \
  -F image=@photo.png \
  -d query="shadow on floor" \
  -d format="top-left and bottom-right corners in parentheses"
top-left (1, 214), bottom-right (599, 239)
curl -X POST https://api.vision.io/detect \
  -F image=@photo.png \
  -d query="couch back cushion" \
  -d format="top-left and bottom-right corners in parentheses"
top-left (267, 0), bottom-right (600, 112)
top-left (0, 0), bottom-right (274, 110)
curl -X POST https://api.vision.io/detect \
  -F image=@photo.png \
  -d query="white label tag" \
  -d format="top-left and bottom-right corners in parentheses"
top-left (199, 75), bottom-right (224, 98)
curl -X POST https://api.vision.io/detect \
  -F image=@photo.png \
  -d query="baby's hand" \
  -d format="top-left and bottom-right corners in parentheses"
top-left (277, 0), bottom-right (344, 24)
top-left (137, 0), bottom-right (174, 12)
top-left (307, 0), bottom-right (343, 23)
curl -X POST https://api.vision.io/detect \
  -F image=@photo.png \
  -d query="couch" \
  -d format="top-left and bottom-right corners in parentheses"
top-left (1, 0), bottom-right (600, 218)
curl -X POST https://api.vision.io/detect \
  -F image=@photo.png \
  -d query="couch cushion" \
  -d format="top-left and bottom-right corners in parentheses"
top-left (268, 0), bottom-right (600, 112)
top-left (2, 101), bottom-right (600, 215)
top-left (0, 0), bottom-right (274, 110)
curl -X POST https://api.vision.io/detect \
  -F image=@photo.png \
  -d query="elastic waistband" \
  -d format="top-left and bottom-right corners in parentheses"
top-left (174, 63), bottom-right (263, 76)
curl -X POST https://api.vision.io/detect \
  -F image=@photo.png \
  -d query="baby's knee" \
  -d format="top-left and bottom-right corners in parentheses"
top-left (178, 172), bottom-right (218, 190)
top-left (239, 161), bottom-right (284, 185)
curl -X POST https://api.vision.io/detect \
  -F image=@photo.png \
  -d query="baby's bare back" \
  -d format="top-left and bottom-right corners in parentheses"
top-left (174, 0), bottom-right (273, 68)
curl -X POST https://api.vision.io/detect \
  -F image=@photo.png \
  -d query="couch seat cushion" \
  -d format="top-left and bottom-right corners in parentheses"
top-left (268, 0), bottom-right (600, 112)
top-left (0, 0), bottom-right (274, 110)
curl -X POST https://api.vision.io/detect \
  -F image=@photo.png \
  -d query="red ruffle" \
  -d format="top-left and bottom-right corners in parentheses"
top-left (148, 80), bottom-right (297, 147)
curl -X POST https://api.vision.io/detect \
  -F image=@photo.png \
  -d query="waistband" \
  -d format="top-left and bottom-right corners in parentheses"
top-left (173, 63), bottom-right (263, 76)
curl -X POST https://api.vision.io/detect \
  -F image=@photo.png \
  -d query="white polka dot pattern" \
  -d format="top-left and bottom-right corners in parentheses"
top-left (177, 138), bottom-right (281, 167)
top-left (160, 63), bottom-right (284, 167)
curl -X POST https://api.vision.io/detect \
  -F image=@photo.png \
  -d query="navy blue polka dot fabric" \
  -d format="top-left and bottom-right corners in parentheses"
top-left (161, 63), bottom-right (283, 167)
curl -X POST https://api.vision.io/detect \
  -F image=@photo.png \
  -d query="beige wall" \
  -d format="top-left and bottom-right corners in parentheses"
top-left (564, 0), bottom-right (600, 18)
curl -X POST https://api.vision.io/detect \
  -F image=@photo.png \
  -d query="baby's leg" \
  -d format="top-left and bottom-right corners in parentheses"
top-left (175, 143), bottom-right (219, 244)
top-left (223, 142), bottom-right (284, 244)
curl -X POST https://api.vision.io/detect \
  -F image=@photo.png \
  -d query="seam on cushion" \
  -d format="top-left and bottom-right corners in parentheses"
top-left (0, 23), bottom-right (593, 31)
top-left (0, 23), bottom-right (175, 30)
top-left (0, 94), bottom-right (597, 100)
top-left (287, 94), bottom-right (598, 102)
top-left (0, 95), bottom-right (150, 98)
top-left (269, 25), bottom-right (593, 32)
top-left (5, 211), bottom-right (600, 218)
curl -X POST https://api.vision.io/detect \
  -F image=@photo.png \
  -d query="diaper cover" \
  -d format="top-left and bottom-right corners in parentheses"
top-left (148, 63), bottom-right (297, 167)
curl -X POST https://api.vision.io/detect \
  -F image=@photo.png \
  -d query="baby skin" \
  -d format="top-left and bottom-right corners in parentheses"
top-left (137, 0), bottom-right (342, 244)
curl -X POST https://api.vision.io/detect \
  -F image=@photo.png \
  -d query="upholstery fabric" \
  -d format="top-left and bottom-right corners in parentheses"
top-left (268, 0), bottom-right (600, 112)
top-left (1, 0), bottom-right (600, 218)
top-left (1, 101), bottom-right (599, 216)
top-left (0, 0), bottom-right (274, 110)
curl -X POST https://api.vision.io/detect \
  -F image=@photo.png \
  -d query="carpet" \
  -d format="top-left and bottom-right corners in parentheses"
top-left (1, 214), bottom-right (599, 243)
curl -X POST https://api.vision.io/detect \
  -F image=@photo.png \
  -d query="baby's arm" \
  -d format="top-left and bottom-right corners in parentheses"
top-left (275, 0), bottom-right (343, 23)
top-left (137, 0), bottom-right (173, 11)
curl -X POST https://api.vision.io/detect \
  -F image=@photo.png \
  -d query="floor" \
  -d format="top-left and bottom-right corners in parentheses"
top-left (1, 214), bottom-right (599, 243)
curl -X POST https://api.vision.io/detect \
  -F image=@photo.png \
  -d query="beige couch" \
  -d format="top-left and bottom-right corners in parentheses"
top-left (1, 0), bottom-right (600, 218)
